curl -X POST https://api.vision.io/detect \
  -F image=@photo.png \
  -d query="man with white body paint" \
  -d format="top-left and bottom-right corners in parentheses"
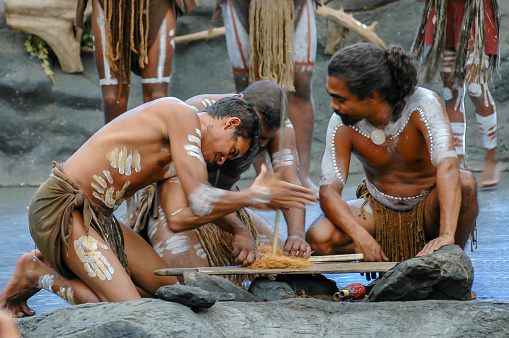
top-left (0, 97), bottom-right (317, 318)
top-left (306, 44), bottom-right (479, 275)
top-left (75, 0), bottom-right (197, 124)
top-left (412, 0), bottom-right (501, 187)
top-left (132, 80), bottom-right (312, 270)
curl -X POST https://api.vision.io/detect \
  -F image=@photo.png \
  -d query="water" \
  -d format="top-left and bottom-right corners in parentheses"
top-left (1, 173), bottom-right (508, 316)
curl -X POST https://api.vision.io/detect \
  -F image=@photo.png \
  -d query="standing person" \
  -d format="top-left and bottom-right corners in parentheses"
top-left (0, 97), bottom-right (317, 318)
top-left (412, 0), bottom-right (501, 187)
top-left (75, 0), bottom-right (197, 124)
top-left (214, 0), bottom-right (320, 193)
top-left (306, 43), bottom-right (478, 266)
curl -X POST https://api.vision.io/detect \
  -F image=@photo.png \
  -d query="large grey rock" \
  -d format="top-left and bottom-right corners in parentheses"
top-left (183, 270), bottom-right (262, 302)
top-left (248, 277), bottom-right (295, 301)
top-left (369, 245), bottom-right (474, 302)
top-left (15, 298), bottom-right (509, 337)
top-left (156, 284), bottom-right (216, 308)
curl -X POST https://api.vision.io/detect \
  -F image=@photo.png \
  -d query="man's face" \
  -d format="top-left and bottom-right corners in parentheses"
top-left (326, 76), bottom-right (372, 126)
top-left (259, 120), bottom-right (278, 150)
top-left (201, 118), bottom-right (251, 165)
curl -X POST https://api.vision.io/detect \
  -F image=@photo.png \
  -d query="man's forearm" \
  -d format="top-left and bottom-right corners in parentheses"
top-left (436, 159), bottom-right (461, 237)
top-left (282, 207), bottom-right (306, 238)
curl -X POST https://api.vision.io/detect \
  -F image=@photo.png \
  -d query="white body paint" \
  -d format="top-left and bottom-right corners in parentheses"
top-left (185, 131), bottom-right (205, 164)
top-left (74, 236), bottom-right (115, 281)
top-left (141, 18), bottom-right (171, 84)
top-left (38, 274), bottom-right (54, 292)
top-left (475, 112), bottom-right (497, 149)
top-left (451, 122), bottom-right (466, 155)
top-left (194, 243), bottom-right (208, 260)
top-left (97, 6), bottom-right (117, 86)
top-left (188, 184), bottom-right (227, 217)
top-left (57, 287), bottom-right (76, 305)
top-left (272, 149), bottom-right (295, 169)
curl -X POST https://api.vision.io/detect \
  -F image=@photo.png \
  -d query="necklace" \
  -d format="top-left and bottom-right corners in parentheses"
top-left (370, 109), bottom-right (393, 145)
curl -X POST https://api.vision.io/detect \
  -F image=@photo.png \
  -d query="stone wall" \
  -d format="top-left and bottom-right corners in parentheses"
top-left (1, 0), bottom-right (508, 186)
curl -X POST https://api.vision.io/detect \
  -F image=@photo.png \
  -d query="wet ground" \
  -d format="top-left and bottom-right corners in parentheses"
top-left (1, 173), bottom-right (508, 315)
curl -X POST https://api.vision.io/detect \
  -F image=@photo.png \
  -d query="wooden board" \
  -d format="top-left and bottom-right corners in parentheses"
top-left (308, 254), bottom-right (363, 262)
top-left (154, 261), bottom-right (397, 276)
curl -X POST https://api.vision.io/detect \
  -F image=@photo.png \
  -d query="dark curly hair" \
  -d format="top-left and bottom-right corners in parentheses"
top-left (205, 97), bottom-right (261, 150)
top-left (328, 43), bottom-right (418, 120)
top-left (241, 80), bottom-right (287, 130)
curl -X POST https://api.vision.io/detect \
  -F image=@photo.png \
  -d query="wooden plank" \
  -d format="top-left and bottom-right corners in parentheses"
top-left (154, 261), bottom-right (397, 276)
top-left (308, 254), bottom-right (363, 262)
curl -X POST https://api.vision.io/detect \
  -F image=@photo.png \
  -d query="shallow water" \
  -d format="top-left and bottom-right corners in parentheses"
top-left (1, 173), bottom-right (508, 315)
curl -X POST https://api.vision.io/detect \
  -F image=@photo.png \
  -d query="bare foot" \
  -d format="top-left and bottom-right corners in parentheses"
top-left (479, 159), bottom-right (501, 188)
top-left (300, 176), bottom-right (319, 196)
top-left (0, 251), bottom-right (48, 318)
top-left (470, 290), bottom-right (477, 300)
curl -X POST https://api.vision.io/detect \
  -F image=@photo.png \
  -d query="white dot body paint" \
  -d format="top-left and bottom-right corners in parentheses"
top-left (74, 236), bottom-right (115, 281)
top-left (194, 244), bottom-right (207, 259)
top-left (285, 119), bottom-right (294, 129)
top-left (38, 274), bottom-right (54, 292)
top-left (320, 113), bottom-right (346, 187)
top-left (57, 287), bottom-right (76, 305)
top-left (271, 148), bottom-right (294, 169)
top-left (443, 87), bottom-right (453, 101)
top-left (188, 184), bottom-right (227, 217)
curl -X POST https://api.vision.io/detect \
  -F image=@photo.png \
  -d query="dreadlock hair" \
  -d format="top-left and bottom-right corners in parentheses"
top-left (241, 80), bottom-right (287, 130)
top-left (204, 97), bottom-right (261, 151)
top-left (328, 43), bottom-right (418, 121)
top-left (102, 0), bottom-right (150, 91)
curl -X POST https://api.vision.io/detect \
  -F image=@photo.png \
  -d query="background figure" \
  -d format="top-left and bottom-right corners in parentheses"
top-left (75, 0), bottom-right (197, 123)
top-left (217, 0), bottom-right (319, 192)
top-left (412, 0), bottom-right (501, 187)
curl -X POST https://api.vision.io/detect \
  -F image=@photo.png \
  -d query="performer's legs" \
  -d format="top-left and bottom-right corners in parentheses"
top-left (289, 0), bottom-right (318, 193)
top-left (306, 199), bottom-right (375, 255)
top-left (423, 170), bottom-right (478, 249)
top-left (140, 6), bottom-right (177, 102)
top-left (465, 55), bottom-right (500, 187)
top-left (92, 0), bottom-right (129, 124)
top-left (440, 51), bottom-right (467, 169)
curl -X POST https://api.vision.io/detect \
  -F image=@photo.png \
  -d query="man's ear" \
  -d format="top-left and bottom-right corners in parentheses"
top-left (225, 117), bottom-right (242, 129)
top-left (368, 91), bottom-right (383, 104)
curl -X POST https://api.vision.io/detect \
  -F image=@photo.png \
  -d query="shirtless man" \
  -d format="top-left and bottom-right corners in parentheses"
top-left (306, 43), bottom-right (478, 266)
top-left (1, 97), bottom-right (316, 317)
top-left (133, 80), bottom-right (312, 271)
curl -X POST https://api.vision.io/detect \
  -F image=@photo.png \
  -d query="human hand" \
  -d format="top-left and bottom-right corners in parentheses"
top-left (249, 164), bottom-right (318, 209)
top-left (231, 230), bottom-right (262, 267)
top-left (416, 234), bottom-right (454, 257)
top-left (283, 235), bottom-right (312, 258)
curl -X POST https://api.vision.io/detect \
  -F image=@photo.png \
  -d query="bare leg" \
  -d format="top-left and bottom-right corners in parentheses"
top-left (140, 6), bottom-right (176, 102)
top-left (441, 70), bottom-right (467, 169)
top-left (91, 0), bottom-right (129, 124)
top-left (465, 62), bottom-right (499, 187)
top-left (423, 170), bottom-right (478, 248)
top-left (288, 69), bottom-right (317, 193)
top-left (0, 311), bottom-right (20, 337)
top-left (0, 250), bottom-right (99, 318)
top-left (306, 199), bottom-right (374, 255)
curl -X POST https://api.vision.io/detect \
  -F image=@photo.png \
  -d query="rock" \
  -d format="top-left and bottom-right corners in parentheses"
top-left (275, 274), bottom-right (339, 297)
top-left (368, 245), bottom-right (474, 302)
top-left (15, 298), bottom-right (509, 337)
top-left (183, 271), bottom-right (262, 302)
top-left (156, 284), bottom-right (216, 309)
top-left (248, 277), bottom-right (295, 301)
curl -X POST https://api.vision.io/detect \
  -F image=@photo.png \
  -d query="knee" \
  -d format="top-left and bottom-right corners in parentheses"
top-left (305, 226), bottom-right (334, 256)
top-left (143, 87), bottom-right (167, 103)
top-left (460, 170), bottom-right (478, 204)
top-left (102, 90), bottom-right (127, 115)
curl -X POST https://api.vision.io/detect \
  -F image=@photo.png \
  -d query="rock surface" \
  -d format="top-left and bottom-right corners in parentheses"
top-left (156, 284), bottom-right (216, 308)
top-left (369, 245), bottom-right (474, 302)
top-left (15, 298), bottom-right (509, 337)
top-left (1, 0), bottom-right (508, 186)
top-left (248, 277), bottom-right (295, 301)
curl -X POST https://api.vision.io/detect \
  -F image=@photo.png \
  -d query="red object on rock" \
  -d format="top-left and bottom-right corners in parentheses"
top-left (337, 283), bottom-right (366, 300)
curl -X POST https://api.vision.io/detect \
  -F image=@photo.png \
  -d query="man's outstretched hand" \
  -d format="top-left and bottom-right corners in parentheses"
top-left (249, 164), bottom-right (318, 210)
